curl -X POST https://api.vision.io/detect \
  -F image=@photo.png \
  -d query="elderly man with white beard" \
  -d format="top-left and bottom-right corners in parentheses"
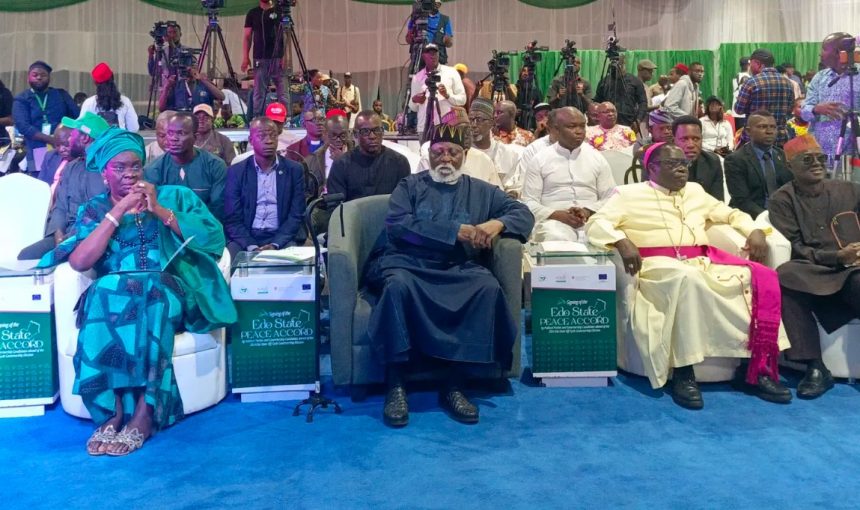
top-left (363, 124), bottom-right (534, 428)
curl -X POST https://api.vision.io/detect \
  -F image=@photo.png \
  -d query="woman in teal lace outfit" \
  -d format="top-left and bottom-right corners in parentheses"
top-left (39, 127), bottom-right (236, 456)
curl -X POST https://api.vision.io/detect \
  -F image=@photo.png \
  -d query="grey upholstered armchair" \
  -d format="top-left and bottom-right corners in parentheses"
top-left (327, 194), bottom-right (524, 397)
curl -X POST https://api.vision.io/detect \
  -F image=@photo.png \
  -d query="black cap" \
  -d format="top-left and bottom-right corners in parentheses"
top-left (29, 61), bottom-right (52, 74)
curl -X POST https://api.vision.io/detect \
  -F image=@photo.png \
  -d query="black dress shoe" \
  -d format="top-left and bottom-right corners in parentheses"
top-left (383, 385), bottom-right (409, 427)
top-left (671, 375), bottom-right (704, 410)
top-left (797, 367), bottom-right (835, 400)
top-left (439, 389), bottom-right (479, 424)
top-left (733, 373), bottom-right (792, 404)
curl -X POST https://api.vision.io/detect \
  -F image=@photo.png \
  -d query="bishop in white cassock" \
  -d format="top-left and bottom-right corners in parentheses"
top-left (585, 142), bottom-right (791, 410)
top-left (521, 107), bottom-right (616, 243)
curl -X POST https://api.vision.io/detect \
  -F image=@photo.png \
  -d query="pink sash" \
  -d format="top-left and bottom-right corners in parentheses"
top-left (638, 245), bottom-right (781, 385)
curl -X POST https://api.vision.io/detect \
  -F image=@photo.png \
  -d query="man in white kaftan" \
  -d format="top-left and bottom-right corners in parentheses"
top-left (521, 107), bottom-right (616, 243)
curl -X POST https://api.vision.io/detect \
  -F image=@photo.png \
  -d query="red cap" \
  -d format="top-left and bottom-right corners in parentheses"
top-left (673, 63), bottom-right (689, 74)
top-left (91, 62), bottom-right (113, 84)
top-left (265, 102), bottom-right (287, 123)
top-left (326, 108), bottom-right (347, 119)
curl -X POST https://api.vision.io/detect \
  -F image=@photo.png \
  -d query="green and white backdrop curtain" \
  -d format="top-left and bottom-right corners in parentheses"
top-left (0, 0), bottom-right (857, 117)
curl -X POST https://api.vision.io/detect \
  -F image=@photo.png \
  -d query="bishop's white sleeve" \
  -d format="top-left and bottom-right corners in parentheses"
top-left (585, 190), bottom-right (628, 249)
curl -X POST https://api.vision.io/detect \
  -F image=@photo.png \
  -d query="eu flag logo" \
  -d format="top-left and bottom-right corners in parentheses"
top-left (598, 274), bottom-right (608, 281)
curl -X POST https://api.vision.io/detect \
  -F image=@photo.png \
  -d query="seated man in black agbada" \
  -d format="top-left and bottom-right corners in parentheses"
top-left (363, 124), bottom-right (534, 427)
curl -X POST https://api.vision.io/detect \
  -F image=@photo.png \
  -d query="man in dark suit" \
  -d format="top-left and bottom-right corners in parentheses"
top-left (224, 117), bottom-right (306, 258)
top-left (725, 110), bottom-right (793, 218)
top-left (672, 116), bottom-right (725, 201)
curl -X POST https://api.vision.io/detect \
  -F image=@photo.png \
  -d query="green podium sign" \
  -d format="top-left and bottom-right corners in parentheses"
top-left (0, 311), bottom-right (58, 402)
top-left (231, 301), bottom-right (317, 391)
top-left (531, 288), bottom-right (616, 376)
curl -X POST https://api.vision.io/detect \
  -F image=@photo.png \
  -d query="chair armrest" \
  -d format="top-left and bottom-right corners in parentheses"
top-left (705, 224), bottom-right (747, 257)
top-left (755, 211), bottom-right (791, 268)
top-left (491, 237), bottom-right (524, 374)
top-left (217, 247), bottom-right (231, 283)
top-left (54, 262), bottom-right (95, 357)
top-left (327, 203), bottom-right (364, 385)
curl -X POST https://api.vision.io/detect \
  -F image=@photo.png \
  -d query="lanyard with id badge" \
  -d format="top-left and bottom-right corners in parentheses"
top-left (33, 89), bottom-right (51, 135)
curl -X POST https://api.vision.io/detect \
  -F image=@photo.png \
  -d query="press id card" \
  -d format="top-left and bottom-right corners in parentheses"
top-left (42, 123), bottom-right (52, 135)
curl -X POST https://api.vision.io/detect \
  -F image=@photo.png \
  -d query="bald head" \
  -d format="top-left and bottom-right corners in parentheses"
top-left (494, 100), bottom-right (518, 131)
top-left (822, 32), bottom-right (856, 71)
top-left (555, 107), bottom-right (587, 151)
top-left (597, 102), bottom-right (618, 128)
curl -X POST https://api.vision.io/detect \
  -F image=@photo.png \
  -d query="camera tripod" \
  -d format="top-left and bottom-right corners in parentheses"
top-left (398, 32), bottom-right (428, 136)
top-left (516, 67), bottom-right (541, 131)
top-left (830, 62), bottom-right (860, 181)
top-left (271, 1), bottom-right (309, 113)
top-left (422, 78), bottom-right (444, 142)
top-left (145, 43), bottom-right (166, 120)
top-left (197, 8), bottom-right (239, 85)
top-left (551, 47), bottom-right (589, 113)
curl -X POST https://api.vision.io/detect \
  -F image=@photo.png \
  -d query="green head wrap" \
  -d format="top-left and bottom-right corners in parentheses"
top-left (85, 127), bottom-right (146, 173)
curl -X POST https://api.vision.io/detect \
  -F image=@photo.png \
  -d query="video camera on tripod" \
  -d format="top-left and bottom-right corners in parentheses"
top-left (605, 20), bottom-right (626, 64)
top-left (488, 50), bottom-right (512, 92)
top-left (149, 21), bottom-right (176, 47)
top-left (522, 40), bottom-right (548, 72)
top-left (171, 47), bottom-right (203, 78)
top-left (410, 0), bottom-right (436, 42)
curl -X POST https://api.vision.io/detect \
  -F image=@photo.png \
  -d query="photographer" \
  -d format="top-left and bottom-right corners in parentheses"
top-left (594, 53), bottom-right (648, 128)
top-left (147, 22), bottom-right (184, 88)
top-left (409, 43), bottom-right (466, 141)
top-left (406, 0), bottom-right (453, 64)
top-left (242, 0), bottom-right (287, 117)
top-left (158, 65), bottom-right (225, 112)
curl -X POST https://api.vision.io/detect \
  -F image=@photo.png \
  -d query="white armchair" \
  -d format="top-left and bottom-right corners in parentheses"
top-left (53, 249), bottom-right (232, 418)
top-left (615, 223), bottom-right (792, 382)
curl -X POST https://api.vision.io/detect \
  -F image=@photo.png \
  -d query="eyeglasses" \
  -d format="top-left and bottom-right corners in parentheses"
top-left (328, 132), bottom-right (348, 141)
top-left (660, 158), bottom-right (692, 170)
top-left (797, 153), bottom-right (828, 166)
top-left (356, 127), bottom-right (384, 137)
top-left (468, 117), bottom-right (492, 125)
top-left (108, 164), bottom-right (143, 176)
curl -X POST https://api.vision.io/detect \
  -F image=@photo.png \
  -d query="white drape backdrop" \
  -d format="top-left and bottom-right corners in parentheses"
top-left (1, 0), bottom-right (858, 113)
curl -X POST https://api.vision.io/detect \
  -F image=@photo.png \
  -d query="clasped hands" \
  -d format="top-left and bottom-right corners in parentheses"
top-left (836, 242), bottom-right (860, 267)
top-left (113, 181), bottom-right (166, 218)
top-left (549, 207), bottom-right (592, 229)
top-left (458, 220), bottom-right (505, 249)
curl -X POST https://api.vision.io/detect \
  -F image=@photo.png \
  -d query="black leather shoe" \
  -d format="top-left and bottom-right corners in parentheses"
top-left (383, 385), bottom-right (409, 427)
top-left (671, 375), bottom-right (704, 410)
top-left (439, 389), bottom-right (479, 424)
top-left (733, 373), bottom-right (792, 404)
top-left (797, 367), bottom-right (835, 400)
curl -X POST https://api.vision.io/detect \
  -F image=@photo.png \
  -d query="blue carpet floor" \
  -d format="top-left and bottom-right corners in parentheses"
top-left (3, 366), bottom-right (860, 509)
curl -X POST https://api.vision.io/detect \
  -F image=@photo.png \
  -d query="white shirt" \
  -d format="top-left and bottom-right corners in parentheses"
top-left (418, 141), bottom-right (503, 189)
top-left (471, 138), bottom-right (522, 190)
top-left (661, 75), bottom-right (699, 120)
top-left (509, 136), bottom-right (553, 194)
top-left (222, 88), bottom-right (248, 116)
top-left (145, 140), bottom-right (164, 161)
top-left (699, 117), bottom-right (734, 151)
top-left (409, 64), bottom-right (466, 134)
top-left (79, 95), bottom-right (139, 132)
top-left (522, 142), bottom-right (617, 223)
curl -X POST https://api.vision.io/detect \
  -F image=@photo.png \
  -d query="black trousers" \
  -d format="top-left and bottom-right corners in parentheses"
top-left (781, 273), bottom-right (860, 361)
